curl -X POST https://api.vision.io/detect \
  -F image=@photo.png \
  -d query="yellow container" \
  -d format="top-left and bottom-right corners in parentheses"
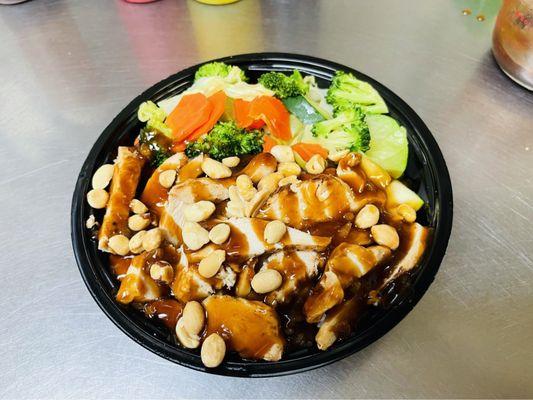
top-left (195, 0), bottom-right (240, 4)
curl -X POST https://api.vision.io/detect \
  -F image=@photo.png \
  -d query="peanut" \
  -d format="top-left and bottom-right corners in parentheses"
top-left (328, 149), bottom-right (349, 162)
top-left (315, 182), bottom-right (331, 201)
top-left (108, 235), bottom-right (130, 256)
top-left (209, 223), bottom-right (231, 244)
top-left (264, 220), bottom-right (287, 244)
top-left (158, 170), bottom-right (176, 188)
top-left (175, 318), bottom-right (200, 349)
top-left (222, 156), bottom-right (240, 167)
top-left (355, 204), bottom-right (380, 229)
top-left (142, 228), bottom-right (163, 251)
top-left (128, 214), bottom-right (151, 231)
top-left (86, 189), bottom-right (109, 209)
top-left (251, 269), bottom-right (283, 294)
top-left (270, 145), bottom-right (294, 163)
top-left (182, 301), bottom-right (205, 336)
top-left (201, 333), bottom-right (226, 368)
top-left (128, 230), bottom-right (146, 254)
top-left (184, 201), bottom-right (216, 222)
top-left (278, 162), bottom-right (301, 177)
top-left (149, 261), bottom-right (174, 284)
top-left (236, 174), bottom-right (256, 201)
top-left (305, 154), bottom-right (327, 174)
top-left (201, 158), bottom-right (232, 179)
top-left (258, 172), bottom-right (284, 191)
top-left (92, 164), bottom-right (114, 190)
top-left (397, 204), bottom-right (417, 223)
top-left (198, 250), bottom-right (226, 278)
top-left (129, 199), bottom-right (148, 214)
top-left (278, 175), bottom-right (299, 187)
top-left (182, 222), bottom-right (210, 251)
top-left (371, 224), bottom-right (400, 250)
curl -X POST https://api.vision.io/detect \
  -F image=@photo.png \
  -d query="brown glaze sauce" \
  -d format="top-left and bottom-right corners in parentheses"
top-left (144, 299), bottom-right (183, 329)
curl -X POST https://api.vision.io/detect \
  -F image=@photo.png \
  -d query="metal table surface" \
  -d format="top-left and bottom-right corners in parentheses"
top-left (1, 0), bottom-right (532, 398)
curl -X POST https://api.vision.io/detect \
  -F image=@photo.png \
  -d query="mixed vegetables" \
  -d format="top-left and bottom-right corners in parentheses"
top-left (137, 62), bottom-right (410, 179)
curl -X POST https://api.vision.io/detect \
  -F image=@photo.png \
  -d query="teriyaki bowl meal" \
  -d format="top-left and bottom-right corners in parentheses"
top-left (73, 54), bottom-right (452, 376)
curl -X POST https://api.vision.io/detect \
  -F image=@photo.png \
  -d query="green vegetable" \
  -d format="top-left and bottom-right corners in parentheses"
top-left (258, 70), bottom-right (307, 99)
top-left (185, 121), bottom-right (263, 160)
top-left (365, 114), bottom-right (408, 178)
top-left (194, 62), bottom-right (247, 82)
top-left (307, 107), bottom-right (370, 153)
top-left (138, 101), bottom-right (172, 138)
top-left (386, 180), bottom-right (423, 210)
top-left (138, 128), bottom-right (171, 167)
top-left (282, 96), bottom-right (324, 124)
top-left (326, 71), bottom-right (388, 114)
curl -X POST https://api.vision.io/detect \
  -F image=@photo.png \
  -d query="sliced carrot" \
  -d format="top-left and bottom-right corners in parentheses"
top-left (262, 135), bottom-right (278, 153)
top-left (234, 99), bottom-right (265, 129)
top-left (292, 143), bottom-right (329, 161)
top-left (165, 93), bottom-right (212, 141)
top-left (249, 96), bottom-right (291, 140)
top-left (185, 91), bottom-right (227, 142)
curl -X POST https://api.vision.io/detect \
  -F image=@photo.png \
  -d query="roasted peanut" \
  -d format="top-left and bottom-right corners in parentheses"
top-left (86, 189), bottom-right (109, 209)
top-left (222, 156), bottom-right (240, 167)
top-left (158, 170), bottom-right (176, 188)
top-left (198, 250), bottom-right (226, 278)
top-left (142, 228), bottom-right (163, 251)
top-left (202, 158), bottom-right (232, 179)
top-left (182, 222), bottom-right (210, 251)
top-left (328, 149), bottom-right (349, 162)
top-left (201, 333), bottom-right (226, 368)
top-left (128, 214), bottom-right (151, 231)
top-left (226, 201), bottom-right (245, 218)
top-left (236, 174), bottom-right (256, 201)
top-left (182, 301), bottom-right (205, 336)
top-left (264, 220), bottom-right (287, 244)
top-left (92, 164), bottom-right (114, 190)
top-left (270, 145), bottom-right (294, 163)
top-left (184, 201), bottom-right (216, 222)
top-left (149, 261), bottom-right (174, 284)
top-left (175, 318), bottom-right (200, 349)
top-left (355, 204), bottom-right (380, 229)
top-left (305, 154), bottom-right (327, 174)
top-left (315, 182), bottom-right (331, 201)
top-left (397, 204), bottom-right (417, 223)
top-left (278, 175), bottom-right (299, 187)
top-left (258, 172), bottom-right (284, 191)
top-left (108, 234), bottom-right (130, 256)
top-left (129, 230), bottom-right (146, 254)
top-left (209, 223), bottom-right (231, 244)
top-left (85, 214), bottom-right (97, 229)
top-left (371, 224), bottom-right (400, 250)
top-left (251, 269), bottom-right (283, 294)
top-left (278, 162), bottom-right (301, 177)
top-left (129, 199), bottom-right (148, 214)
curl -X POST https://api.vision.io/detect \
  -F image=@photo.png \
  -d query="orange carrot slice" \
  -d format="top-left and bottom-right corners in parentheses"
top-left (249, 96), bottom-right (291, 140)
top-left (234, 99), bottom-right (265, 130)
top-left (165, 93), bottom-right (212, 142)
top-left (186, 91), bottom-right (227, 142)
top-left (262, 135), bottom-right (278, 153)
top-left (292, 143), bottom-right (329, 161)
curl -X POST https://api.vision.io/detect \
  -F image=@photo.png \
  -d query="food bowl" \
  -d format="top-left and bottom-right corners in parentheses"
top-left (71, 53), bottom-right (453, 377)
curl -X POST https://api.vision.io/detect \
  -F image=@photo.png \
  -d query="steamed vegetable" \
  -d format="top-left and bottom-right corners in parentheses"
top-left (137, 101), bottom-right (172, 137)
top-left (386, 180), bottom-right (424, 210)
top-left (138, 128), bottom-right (171, 167)
top-left (365, 114), bottom-right (408, 178)
top-left (195, 62), bottom-right (247, 82)
top-left (305, 107), bottom-right (370, 153)
top-left (326, 71), bottom-right (388, 114)
top-left (258, 70), bottom-right (307, 99)
top-left (236, 96), bottom-right (291, 140)
top-left (282, 96), bottom-right (324, 124)
top-left (292, 143), bottom-right (328, 161)
top-left (185, 121), bottom-right (263, 160)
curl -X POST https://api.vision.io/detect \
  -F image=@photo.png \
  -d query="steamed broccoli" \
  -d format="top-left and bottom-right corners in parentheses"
top-left (185, 121), bottom-right (263, 160)
top-left (304, 107), bottom-right (370, 153)
top-left (194, 62), bottom-right (247, 82)
top-left (326, 71), bottom-right (388, 114)
top-left (258, 70), bottom-right (308, 99)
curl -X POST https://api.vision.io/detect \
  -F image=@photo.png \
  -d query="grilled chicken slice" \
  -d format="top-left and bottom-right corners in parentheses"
top-left (203, 295), bottom-right (284, 361)
top-left (223, 217), bottom-right (331, 261)
top-left (140, 152), bottom-right (188, 216)
top-left (116, 251), bottom-right (161, 304)
top-left (235, 258), bottom-right (257, 298)
top-left (315, 297), bottom-right (361, 350)
top-left (304, 244), bottom-right (391, 323)
top-left (98, 147), bottom-right (145, 252)
top-left (160, 177), bottom-right (230, 245)
top-left (377, 222), bottom-right (429, 290)
top-left (256, 175), bottom-right (361, 230)
top-left (260, 251), bottom-right (323, 306)
top-left (238, 153), bottom-right (277, 183)
top-left (171, 250), bottom-right (215, 302)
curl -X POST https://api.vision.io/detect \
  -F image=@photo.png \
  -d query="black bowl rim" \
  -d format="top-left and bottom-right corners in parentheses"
top-left (71, 52), bottom-right (453, 378)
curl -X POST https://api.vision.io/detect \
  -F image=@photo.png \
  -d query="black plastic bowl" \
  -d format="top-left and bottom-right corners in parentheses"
top-left (71, 53), bottom-right (453, 377)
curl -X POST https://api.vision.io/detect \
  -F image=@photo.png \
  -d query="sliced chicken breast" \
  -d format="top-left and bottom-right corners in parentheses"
top-left (238, 153), bottom-right (278, 183)
top-left (315, 297), bottom-right (361, 350)
top-left (203, 295), bottom-right (284, 361)
top-left (116, 251), bottom-right (161, 304)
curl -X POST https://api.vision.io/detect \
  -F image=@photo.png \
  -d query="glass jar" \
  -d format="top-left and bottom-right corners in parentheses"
top-left (492, 0), bottom-right (533, 90)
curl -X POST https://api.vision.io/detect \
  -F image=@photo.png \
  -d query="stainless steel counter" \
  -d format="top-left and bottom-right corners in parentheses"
top-left (1, 0), bottom-right (532, 398)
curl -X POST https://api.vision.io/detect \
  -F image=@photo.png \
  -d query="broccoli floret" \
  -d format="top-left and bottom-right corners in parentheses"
top-left (258, 70), bottom-right (308, 99)
top-left (194, 62), bottom-right (247, 82)
top-left (185, 121), bottom-right (263, 160)
top-left (151, 149), bottom-right (171, 167)
top-left (138, 128), bottom-right (171, 167)
top-left (307, 107), bottom-right (370, 153)
top-left (326, 71), bottom-right (388, 114)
